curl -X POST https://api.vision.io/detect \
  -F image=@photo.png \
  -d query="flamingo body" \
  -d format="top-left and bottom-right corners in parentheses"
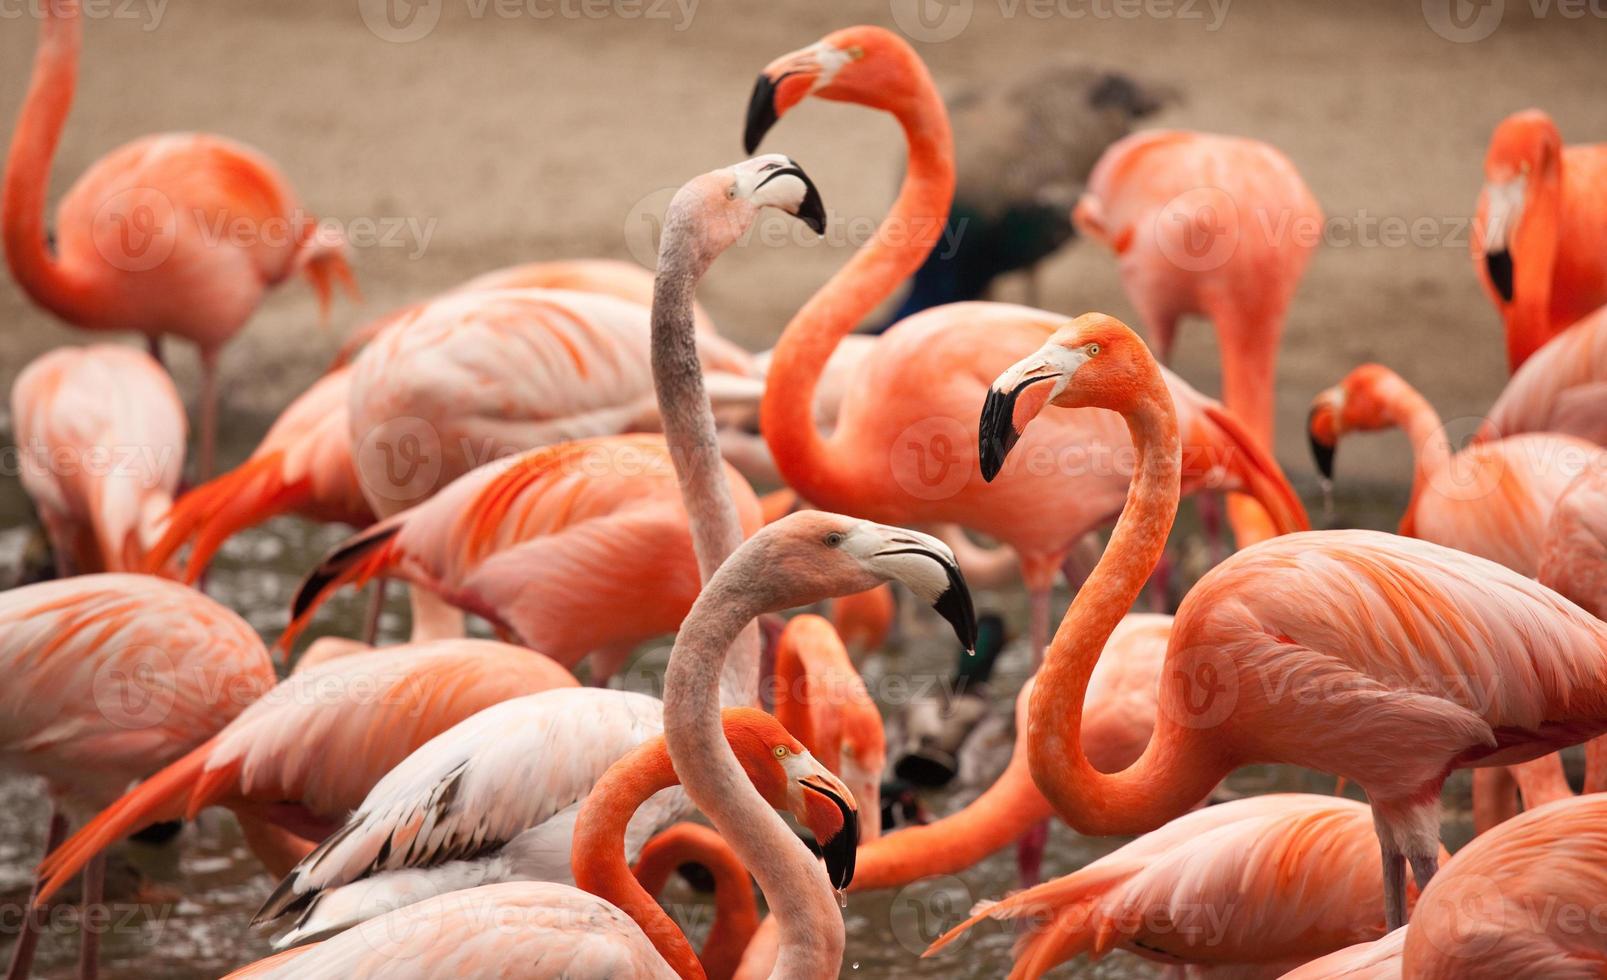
top-left (1477, 304), bottom-right (1607, 445)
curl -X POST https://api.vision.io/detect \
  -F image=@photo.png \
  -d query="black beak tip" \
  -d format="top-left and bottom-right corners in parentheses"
top-left (978, 386), bottom-right (1024, 484)
top-left (793, 170), bottom-right (827, 236)
top-left (744, 73), bottom-right (779, 155)
top-left (1486, 249), bottom-right (1515, 304)
top-left (1306, 408), bottom-right (1336, 482)
top-left (824, 811), bottom-right (858, 890)
top-left (932, 568), bottom-right (978, 654)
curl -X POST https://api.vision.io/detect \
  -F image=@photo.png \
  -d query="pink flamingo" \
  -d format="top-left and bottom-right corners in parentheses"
top-left (0, 574), bottom-right (274, 980)
top-left (745, 27), bottom-right (1308, 660)
top-left (1401, 795), bottom-right (1607, 976)
top-left (31, 638), bottom-right (577, 904)
top-left (225, 709), bottom-right (858, 980)
top-left (1307, 363), bottom-right (1605, 577)
top-left (1280, 930), bottom-right (1406, 980)
top-left (1476, 303), bottom-right (1607, 446)
top-left (3, 0), bottom-right (355, 481)
top-left (632, 824), bottom-right (760, 980)
top-left (1472, 110), bottom-right (1607, 372)
top-left (977, 312), bottom-right (1607, 929)
top-left (770, 614), bottom-right (886, 840)
top-left (928, 794), bottom-right (1443, 978)
top-left (10, 344), bottom-right (185, 575)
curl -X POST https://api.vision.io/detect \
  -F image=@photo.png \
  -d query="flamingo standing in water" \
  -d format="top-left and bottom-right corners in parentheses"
top-left (225, 709), bottom-right (859, 980)
top-left (11, 345), bottom-right (186, 576)
top-left (1475, 304), bottom-right (1607, 446)
top-left (632, 824), bottom-right (759, 980)
top-left (31, 639), bottom-right (577, 908)
top-left (3, 0), bottom-right (355, 481)
top-left (1472, 110), bottom-right (1607, 372)
top-left (976, 312), bottom-right (1607, 929)
top-left (1400, 795), bottom-right (1607, 976)
top-left (1, 574), bottom-right (275, 980)
top-left (744, 27), bottom-right (1308, 661)
top-left (928, 794), bottom-right (1443, 978)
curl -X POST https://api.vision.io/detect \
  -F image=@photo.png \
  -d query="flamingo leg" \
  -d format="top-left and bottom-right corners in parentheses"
top-left (1146, 549), bottom-right (1172, 614)
top-left (1015, 818), bottom-right (1049, 889)
top-left (77, 852), bottom-right (105, 980)
top-left (1381, 845), bottom-right (1407, 932)
top-left (146, 334), bottom-right (163, 367)
top-left (1196, 493), bottom-right (1226, 567)
top-left (361, 578), bottom-right (388, 645)
top-left (1028, 588), bottom-right (1050, 667)
top-left (6, 804), bottom-right (68, 980)
top-left (197, 350), bottom-right (219, 483)
top-left (1407, 849), bottom-right (1439, 894)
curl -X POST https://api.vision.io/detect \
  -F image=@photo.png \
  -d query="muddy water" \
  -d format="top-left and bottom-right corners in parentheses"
top-left (0, 486), bottom-right (1476, 978)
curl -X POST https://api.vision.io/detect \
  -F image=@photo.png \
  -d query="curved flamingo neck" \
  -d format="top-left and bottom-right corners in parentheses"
top-left (759, 83), bottom-right (955, 510)
top-left (654, 218), bottom-right (759, 707)
top-left (1507, 159), bottom-right (1562, 370)
top-left (572, 739), bottom-right (705, 980)
top-left (1366, 373), bottom-right (1453, 499)
top-left (633, 825), bottom-right (759, 980)
top-left (3, 0), bottom-right (93, 325)
top-left (1028, 377), bottom-right (1223, 834)
top-left (663, 561), bottom-right (844, 980)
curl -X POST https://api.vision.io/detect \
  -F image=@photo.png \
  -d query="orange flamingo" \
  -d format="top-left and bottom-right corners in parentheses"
top-left (1, 574), bottom-right (274, 980)
top-left (10, 344), bottom-right (185, 576)
top-left (1473, 109), bottom-right (1607, 372)
top-left (632, 824), bottom-right (759, 980)
top-left (1280, 930), bottom-right (1406, 980)
top-left (1400, 795), bottom-right (1607, 976)
top-left (744, 27), bottom-right (1308, 657)
top-left (928, 794), bottom-right (1443, 978)
top-left (32, 638), bottom-right (577, 905)
top-left (1307, 363), bottom-right (1605, 577)
top-left (977, 312), bottom-right (1607, 929)
top-left (770, 614), bottom-right (886, 840)
top-left (224, 709), bottom-right (857, 980)
top-left (3, 0), bottom-right (355, 480)
top-left (1476, 303), bottom-right (1607, 446)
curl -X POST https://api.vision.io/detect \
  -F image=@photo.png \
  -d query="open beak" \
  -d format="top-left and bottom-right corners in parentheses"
top-left (759, 163), bottom-right (827, 235)
top-left (798, 771), bottom-right (858, 889)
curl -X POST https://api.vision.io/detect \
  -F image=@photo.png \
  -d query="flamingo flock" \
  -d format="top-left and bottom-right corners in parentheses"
top-left (4, 5), bottom-right (1607, 979)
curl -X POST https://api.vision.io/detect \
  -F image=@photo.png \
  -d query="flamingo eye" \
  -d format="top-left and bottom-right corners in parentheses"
top-left (773, 745), bottom-right (788, 759)
top-left (1086, 343), bottom-right (1101, 356)
top-left (824, 531), bottom-right (845, 547)
top-left (727, 182), bottom-right (738, 200)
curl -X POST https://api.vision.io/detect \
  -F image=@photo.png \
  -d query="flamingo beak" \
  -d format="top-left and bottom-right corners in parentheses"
top-left (1486, 249), bottom-right (1515, 303)
top-left (759, 164), bottom-right (827, 235)
top-left (1307, 390), bottom-right (1343, 482)
top-left (744, 73), bottom-right (783, 153)
top-left (979, 374), bottom-right (1055, 482)
top-left (798, 770), bottom-right (858, 889)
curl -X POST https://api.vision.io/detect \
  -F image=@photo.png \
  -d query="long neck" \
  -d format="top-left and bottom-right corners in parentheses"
top-left (663, 563), bottom-right (844, 980)
top-left (572, 740), bottom-right (706, 980)
top-left (3, 0), bottom-right (92, 324)
top-left (633, 824), bottom-right (759, 980)
top-left (759, 86), bottom-right (955, 509)
top-left (1372, 375), bottom-right (1452, 499)
top-left (1028, 383), bottom-right (1226, 835)
top-left (653, 226), bottom-right (760, 707)
top-left (1506, 160), bottom-right (1562, 370)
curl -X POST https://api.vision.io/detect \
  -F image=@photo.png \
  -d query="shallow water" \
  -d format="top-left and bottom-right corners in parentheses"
top-left (0, 485), bottom-right (1479, 978)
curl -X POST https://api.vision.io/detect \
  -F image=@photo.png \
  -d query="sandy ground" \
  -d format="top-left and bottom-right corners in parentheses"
top-left (2, 0), bottom-right (1607, 484)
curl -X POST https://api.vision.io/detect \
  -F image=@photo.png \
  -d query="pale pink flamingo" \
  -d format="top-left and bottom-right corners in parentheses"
top-left (0, 574), bottom-right (274, 980)
top-left (745, 27), bottom-right (1308, 660)
top-left (770, 614), bottom-right (886, 840)
top-left (1472, 110), bottom-right (1607, 372)
top-left (31, 638), bottom-right (577, 903)
top-left (1475, 303), bottom-right (1607, 446)
top-left (929, 794), bottom-right (1444, 978)
top-left (10, 344), bottom-right (185, 576)
top-left (632, 824), bottom-right (759, 980)
top-left (1307, 363), bottom-right (1605, 577)
top-left (226, 709), bottom-right (857, 980)
top-left (977, 312), bottom-right (1607, 929)
top-left (3, 0), bottom-right (355, 481)
top-left (1400, 794), bottom-right (1607, 976)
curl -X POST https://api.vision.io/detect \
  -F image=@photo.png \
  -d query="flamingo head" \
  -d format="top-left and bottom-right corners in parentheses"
top-left (1480, 109), bottom-right (1561, 303)
top-left (666, 155), bottom-right (826, 264)
top-left (751, 512), bottom-right (977, 653)
top-left (978, 313), bottom-right (1155, 481)
top-left (744, 26), bottom-right (923, 152)
top-left (723, 707), bottom-right (861, 889)
top-left (1305, 364), bottom-right (1407, 482)
top-left (837, 704), bottom-right (888, 843)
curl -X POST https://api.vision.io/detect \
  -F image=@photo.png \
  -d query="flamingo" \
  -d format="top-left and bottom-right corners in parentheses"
top-left (224, 709), bottom-right (859, 980)
top-left (30, 638), bottom-right (577, 905)
top-left (1475, 303), bottom-right (1607, 446)
top-left (0, 574), bottom-right (275, 980)
top-left (3, 0), bottom-right (355, 481)
top-left (1307, 362), bottom-right (1605, 577)
top-left (1400, 795), bottom-right (1607, 976)
top-left (770, 614), bottom-right (887, 840)
top-left (1472, 110), bottom-right (1607, 372)
top-left (632, 824), bottom-right (759, 980)
top-left (10, 344), bottom-right (186, 576)
top-left (976, 312), bottom-right (1607, 930)
top-left (927, 794), bottom-right (1443, 978)
top-left (744, 26), bottom-right (1308, 659)
top-left (1279, 930), bottom-right (1406, 980)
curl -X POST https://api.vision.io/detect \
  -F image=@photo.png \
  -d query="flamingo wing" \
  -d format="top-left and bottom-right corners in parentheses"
top-left (1480, 306), bottom-right (1607, 444)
